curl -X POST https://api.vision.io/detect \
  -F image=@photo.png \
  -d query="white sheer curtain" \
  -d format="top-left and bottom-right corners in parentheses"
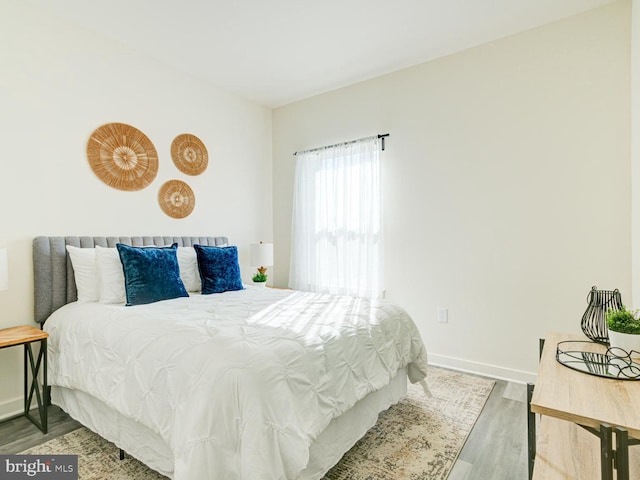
top-left (289, 136), bottom-right (383, 298)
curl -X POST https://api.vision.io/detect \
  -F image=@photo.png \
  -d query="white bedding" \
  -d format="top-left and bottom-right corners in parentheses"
top-left (44, 286), bottom-right (428, 480)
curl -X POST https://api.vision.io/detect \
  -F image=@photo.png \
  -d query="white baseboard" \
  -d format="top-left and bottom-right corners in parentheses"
top-left (428, 352), bottom-right (537, 384)
top-left (0, 396), bottom-right (23, 421)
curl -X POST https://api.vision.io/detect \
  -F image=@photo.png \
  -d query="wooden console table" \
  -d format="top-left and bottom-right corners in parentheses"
top-left (528, 332), bottom-right (640, 479)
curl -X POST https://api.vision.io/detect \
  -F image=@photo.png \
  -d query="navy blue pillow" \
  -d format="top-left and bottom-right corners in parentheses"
top-left (194, 244), bottom-right (244, 294)
top-left (116, 243), bottom-right (189, 306)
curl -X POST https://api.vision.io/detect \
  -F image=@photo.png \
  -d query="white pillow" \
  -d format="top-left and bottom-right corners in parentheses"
top-left (95, 245), bottom-right (126, 304)
top-left (66, 245), bottom-right (99, 302)
top-left (177, 247), bottom-right (201, 292)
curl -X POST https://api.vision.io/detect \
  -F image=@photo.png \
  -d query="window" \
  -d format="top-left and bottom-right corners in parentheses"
top-left (289, 136), bottom-right (383, 298)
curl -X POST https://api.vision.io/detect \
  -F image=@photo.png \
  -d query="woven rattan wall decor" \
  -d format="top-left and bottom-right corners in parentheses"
top-left (86, 123), bottom-right (159, 191)
top-left (158, 179), bottom-right (195, 218)
top-left (171, 133), bottom-right (208, 175)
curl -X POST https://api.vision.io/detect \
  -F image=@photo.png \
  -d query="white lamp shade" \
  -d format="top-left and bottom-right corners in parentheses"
top-left (0, 248), bottom-right (7, 291)
top-left (250, 243), bottom-right (273, 267)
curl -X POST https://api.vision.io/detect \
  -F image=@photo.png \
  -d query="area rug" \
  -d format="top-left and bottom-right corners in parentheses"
top-left (21, 367), bottom-right (494, 480)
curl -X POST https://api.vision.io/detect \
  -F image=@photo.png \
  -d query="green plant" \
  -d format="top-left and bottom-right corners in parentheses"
top-left (252, 272), bottom-right (267, 283)
top-left (606, 306), bottom-right (640, 335)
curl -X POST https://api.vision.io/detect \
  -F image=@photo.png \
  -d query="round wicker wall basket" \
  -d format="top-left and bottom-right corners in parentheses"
top-left (171, 133), bottom-right (208, 176)
top-left (86, 123), bottom-right (159, 191)
top-left (158, 180), bottom-right (195, 218)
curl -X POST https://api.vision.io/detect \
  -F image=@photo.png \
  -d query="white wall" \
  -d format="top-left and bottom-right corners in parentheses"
top-left (631, 0), bottom-right (640, 306)
top-left (0, 3), bottom-right (273, 417)
top-left (273, 1), bottom-right (631, 382)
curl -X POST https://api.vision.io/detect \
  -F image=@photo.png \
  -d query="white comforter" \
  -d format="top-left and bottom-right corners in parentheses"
top-left (45, 287), bottom-right (428, 480)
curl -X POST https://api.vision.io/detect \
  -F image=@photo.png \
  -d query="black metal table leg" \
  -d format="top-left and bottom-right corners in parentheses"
top-left (600, 423), bottom-right (614, 480)
top-left (526, 338), bottom-right (545, 480)
top-left (527, 382), bottom-right (536, 480)
top-left (23, 338), bottom-right (47, 433)
top-left (615, 427), bottom-right (630, 480)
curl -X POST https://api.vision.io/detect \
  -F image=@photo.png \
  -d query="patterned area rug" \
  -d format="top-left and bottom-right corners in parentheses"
top-left (22, 367), bottom-right (494, 479)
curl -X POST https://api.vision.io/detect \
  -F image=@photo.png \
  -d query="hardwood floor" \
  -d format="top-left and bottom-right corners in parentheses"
top-left (0, 406), bottom-right (81, 454)
top-left (450, 378), bottom-right (529, 479)
top-left (0, 378), bottom-right (529, 479)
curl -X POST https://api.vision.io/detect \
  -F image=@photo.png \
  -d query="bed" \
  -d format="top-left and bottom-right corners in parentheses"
top-left (33, 236), bottom-right (429, 480)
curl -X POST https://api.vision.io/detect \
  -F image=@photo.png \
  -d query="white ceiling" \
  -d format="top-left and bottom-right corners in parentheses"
top-left (28, 0), bottom-right (617, 108)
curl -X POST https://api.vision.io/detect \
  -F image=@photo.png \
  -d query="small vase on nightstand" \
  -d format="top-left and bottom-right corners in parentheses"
top-left (252, 281), bottom-right (267, 287)
top-left (608, 330), bottom-right (640, 359)
top-left (605, 306), bottom-right (640, 359)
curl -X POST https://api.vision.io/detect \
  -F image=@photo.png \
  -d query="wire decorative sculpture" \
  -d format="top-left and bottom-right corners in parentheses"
top-left (581, 286), bottom-right (623, 344)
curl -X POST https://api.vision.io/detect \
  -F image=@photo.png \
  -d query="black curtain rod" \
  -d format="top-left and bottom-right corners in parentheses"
top-left (293, 133), bottom-right (390, 156)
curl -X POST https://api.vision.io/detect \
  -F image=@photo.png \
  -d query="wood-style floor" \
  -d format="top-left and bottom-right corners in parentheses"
top-left (0, 378), bottom-right (528, 479)
top-left (449, 378), bottom-right (528, 480)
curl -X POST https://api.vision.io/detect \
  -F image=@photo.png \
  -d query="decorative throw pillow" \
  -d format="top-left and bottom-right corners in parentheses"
top-left (95, 245), bottom-right (126, 304)
top-left (66, 245), bottom-right (100, 302)
top-left (177, 247), bottom-right (201, 292)
top-left (194, 244), bottom-right (244, 294)
top-left (116, 243), bottom-right (189, 306)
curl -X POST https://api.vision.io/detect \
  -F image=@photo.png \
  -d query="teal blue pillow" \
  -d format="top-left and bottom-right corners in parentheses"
top-left (116, 243), bottom-right (188, 306)
top-left (194, 244), bottom-right (244, 294)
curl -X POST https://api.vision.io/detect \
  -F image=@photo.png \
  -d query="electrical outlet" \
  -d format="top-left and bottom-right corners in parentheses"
top-left (437, 308), bottom-right (448, 323)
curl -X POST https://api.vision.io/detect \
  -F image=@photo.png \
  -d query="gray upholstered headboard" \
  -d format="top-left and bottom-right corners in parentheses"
top-left (33, 236), bottom-right (229, 324)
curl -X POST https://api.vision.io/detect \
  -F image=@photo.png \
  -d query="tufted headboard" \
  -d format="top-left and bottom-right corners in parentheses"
top-left (33, 236), bottom-right (229, 324)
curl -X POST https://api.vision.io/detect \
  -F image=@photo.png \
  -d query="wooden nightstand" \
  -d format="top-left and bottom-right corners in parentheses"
top-left (0, 325), bottom-right (48, 433)
top-left (527, 332), bottom-right (640, 479)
